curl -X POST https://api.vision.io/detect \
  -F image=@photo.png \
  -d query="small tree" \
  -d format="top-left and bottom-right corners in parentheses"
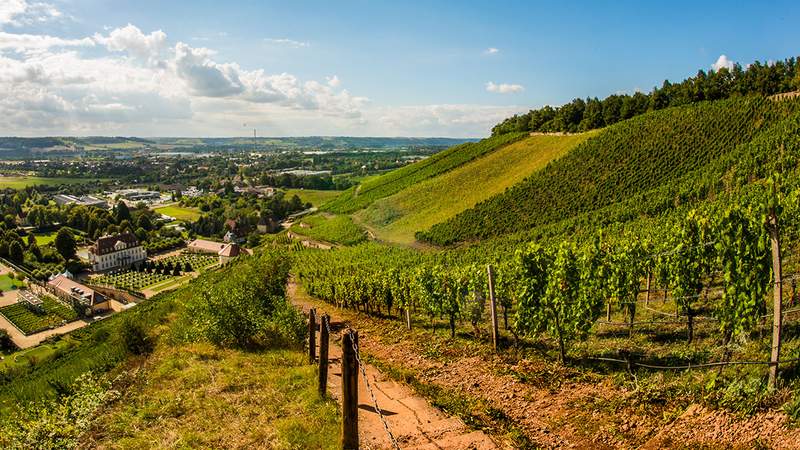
top-left (8, 241), bottom-right (23, 264)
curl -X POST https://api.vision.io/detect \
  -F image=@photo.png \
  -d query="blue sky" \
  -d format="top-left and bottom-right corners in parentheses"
top-left (0, 0), bottom-right (797, 137)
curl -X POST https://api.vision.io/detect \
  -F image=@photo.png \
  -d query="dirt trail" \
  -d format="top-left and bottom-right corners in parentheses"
top-left (288, 280), bottom-right (499, 450)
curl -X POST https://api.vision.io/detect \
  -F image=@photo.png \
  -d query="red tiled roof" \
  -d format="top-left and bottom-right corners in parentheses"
top-left (92, 232), bottom-right (139, 256)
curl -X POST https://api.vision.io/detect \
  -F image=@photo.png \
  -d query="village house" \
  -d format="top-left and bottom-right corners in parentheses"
top-left (47, 273), bottom-right (110, 314)
top-left (89, 232), bottom-right (147, 272)
top-left (187, 238), bottom-right (243, 264)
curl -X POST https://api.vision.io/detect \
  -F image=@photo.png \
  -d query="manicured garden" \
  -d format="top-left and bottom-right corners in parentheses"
top-left (93, 270), bottom-right (176, 291)
top-left (0, 297), bottom-right (78, 335)
top-left (156, 253), bottom-right (218, 271)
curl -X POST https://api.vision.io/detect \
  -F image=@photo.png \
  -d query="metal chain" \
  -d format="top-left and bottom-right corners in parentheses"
top-left (349, 330), bottom-right (401, 450)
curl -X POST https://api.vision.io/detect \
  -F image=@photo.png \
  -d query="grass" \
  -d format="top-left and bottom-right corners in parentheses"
top-left (284, 189), bottom-right (342, 207)
top-left (0, 335), bottom-right (80, 372)
top-left (355, 133), bottom-right (596, 245)
top-left (0, 176), bottom-right (100, 189)
top-left (0, 297), bottom-right (77, 335)
top-left (289, 214), bottom-right (366, 246)
top-left (153, 204), bottom-right (202, 221)
top-left (0, 274), bottom-right (24, 292)
top-left (83, 343), bottom-right (339, 449)
top-left (31, 231), bottom-right (58, 246)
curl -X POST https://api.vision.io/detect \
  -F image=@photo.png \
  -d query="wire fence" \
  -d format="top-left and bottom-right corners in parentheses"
top-left (349, 330), bottom-right (401, 450)
top-left (585, 355), bottom-right (800, 371)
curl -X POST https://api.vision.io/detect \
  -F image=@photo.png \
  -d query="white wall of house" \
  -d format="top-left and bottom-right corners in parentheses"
top-left (90, 242), bottom-right (146, 272)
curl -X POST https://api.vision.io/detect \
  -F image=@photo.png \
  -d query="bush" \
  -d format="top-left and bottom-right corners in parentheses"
top-left (182, 251), bottom-right (299, 349)
top-left (118, 318), bottom-right (153, 355)
top-left (0, 329), bottom-right (17, 352)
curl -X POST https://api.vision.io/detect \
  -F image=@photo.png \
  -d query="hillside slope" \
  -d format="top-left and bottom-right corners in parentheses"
top-left (354, 132), bottom-right (596, 244)
top-left (420, 97), bottom-right (800, 245)
top-left (322, 132), bottom-right (527, 214)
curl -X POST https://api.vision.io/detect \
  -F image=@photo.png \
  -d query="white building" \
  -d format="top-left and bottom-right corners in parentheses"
top-left (89, 232), bottom-right (146, 272)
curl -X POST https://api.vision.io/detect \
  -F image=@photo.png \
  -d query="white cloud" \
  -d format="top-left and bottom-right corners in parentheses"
top-left (485, 81), bottom-right (524, 94)
top-left (0, 0), bottom-right (62, 27)
top-left (711, 54), bottom-right (735, 72)
top-left (93, 24), bottom-right (167, 65)
top-left (484, 47), bottom-right (499, 55)
top-left (326, 75), bottom-right (340, 87)
top-left (0, 31), bottom-right (94, 52)
top-left (265, 38), bottom-right (310, 48)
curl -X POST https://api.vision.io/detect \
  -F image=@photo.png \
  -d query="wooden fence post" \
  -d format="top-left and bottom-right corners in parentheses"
top-left (487, 264), bottom-right (499, 352)
top-left (318, 314), bottom-right (330, 398)
top-left (308, 308), bottom-right (317, 364)
top-left (341, 330), bottom-right (359, 450)
top-left (405, 307), bottom-right (412, 330)
top-left (645, 272), bottom-right (651, 306)
top-left (768, 211), bottom-right (783, 390)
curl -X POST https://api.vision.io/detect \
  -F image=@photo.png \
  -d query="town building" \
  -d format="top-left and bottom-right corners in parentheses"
top-left (88, 232), bottom-right (146, 272)
top-left (47, 273), bottom-right (110, 314)
top-left (115, 189), bottom-right (162, 202)
top-left (53, 194), bottom-right (108, 208)
top-left (187, 238), bottom-right (243, 264)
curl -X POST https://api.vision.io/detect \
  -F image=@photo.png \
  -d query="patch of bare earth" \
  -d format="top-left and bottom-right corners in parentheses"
top-left (290, 279), bottom-right (800, 449)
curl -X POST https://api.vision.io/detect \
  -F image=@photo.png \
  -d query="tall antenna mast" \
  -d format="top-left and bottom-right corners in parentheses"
top-left (253, 128), bottom-right (257, 153)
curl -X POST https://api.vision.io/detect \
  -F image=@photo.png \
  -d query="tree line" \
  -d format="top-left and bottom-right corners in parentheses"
top-left (492, 57), bottom-right (800, 135)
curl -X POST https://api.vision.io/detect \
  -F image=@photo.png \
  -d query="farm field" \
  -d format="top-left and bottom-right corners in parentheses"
top-left (0, 176), bottom-right (99, 189)
top-left (152, 204), bottom-right (202, 221)
top-left (283, 188), bottom-right (341, 207)
top-left (0, 297), bottom-right (77, 335)
top-left (355, 132), bottom-right (596, 245)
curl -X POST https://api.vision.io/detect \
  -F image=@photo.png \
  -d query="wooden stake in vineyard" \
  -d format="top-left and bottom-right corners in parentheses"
top-left (318, 314), bottom-right (330, 398)
top-left (308, 308), bottom-right (317, 364)
top-left (487, 264), bottom-right (499, 352)
top-left (341, 330), bottom-right (359, 449)
top-left (768, 209), bottom-right (783, 390)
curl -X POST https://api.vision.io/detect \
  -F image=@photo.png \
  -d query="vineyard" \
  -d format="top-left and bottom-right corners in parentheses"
top-left (421, 97), bottom-right (800, 245)
top-left (322, 132), bottom-right (527, 214)
top-left (354, 132), bottom-right (596, 244)
top-left (0, 297), bottom-right (78, 335)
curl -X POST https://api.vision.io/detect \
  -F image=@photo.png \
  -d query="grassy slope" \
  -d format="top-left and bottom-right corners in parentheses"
top-left (284, 188), bottom-right (342, 207)
top-left (290, 214), bottom-right (366, 246)
top-left (0, 176), bottom-right (99, 189)
top-left (355, 132), bottom-right (596, 245)
top-left (322, 132), bottom-right (527, 214)
top-left (83, 343), bottom-right (338, 449)
top-left (422, 97), bottom-right (799, 245)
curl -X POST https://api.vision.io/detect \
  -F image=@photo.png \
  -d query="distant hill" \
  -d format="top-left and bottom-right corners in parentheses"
top-left (150, 136), bottom-right (476, 150)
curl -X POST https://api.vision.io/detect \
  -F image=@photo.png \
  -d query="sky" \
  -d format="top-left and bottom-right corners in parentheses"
top-left (0, 0), bottom-right (798, 138)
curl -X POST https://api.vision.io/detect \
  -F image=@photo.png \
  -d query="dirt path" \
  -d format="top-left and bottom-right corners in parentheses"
top-left (288, 280), bottom-right (499, 450)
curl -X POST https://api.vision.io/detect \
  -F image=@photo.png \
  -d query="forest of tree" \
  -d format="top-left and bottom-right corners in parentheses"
top-left (492, 57), bottom-right (800, 135)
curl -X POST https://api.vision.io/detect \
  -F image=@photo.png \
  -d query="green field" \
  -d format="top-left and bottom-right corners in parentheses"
top-left (153, 204), bottom-right (202, 221)
top-left (283, 189), bottom-right (342, 207)
top-left (355, 133), bottom-right (595, 244)
top-left (289, 214), bottom-right (366, 246)
top-left (0, 297), bottom-right (77, 335)
top-left (0, 176), bottom-right (98, 189)
top-left (0, 274), bottom-right (24, 292)
top-left (31, 231), bottom-right (58, 246)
